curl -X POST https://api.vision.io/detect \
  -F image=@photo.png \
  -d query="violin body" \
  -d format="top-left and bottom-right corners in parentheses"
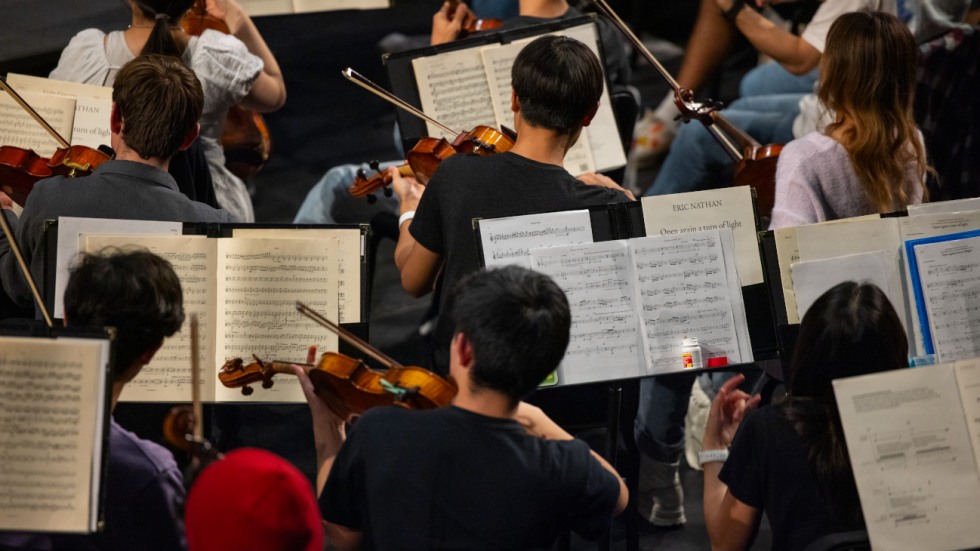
top-left (733, 144), bottom-right (782, 217)
top-left (219, 353), bottom-right (457, 420)
top-left (0, 144), bottom-right (108, 205)
top-left (182, 1), bottom-right (271, 181)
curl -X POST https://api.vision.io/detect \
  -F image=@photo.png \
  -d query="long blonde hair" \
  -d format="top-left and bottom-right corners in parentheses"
top-left (818, 11), bottom-right (930, 211)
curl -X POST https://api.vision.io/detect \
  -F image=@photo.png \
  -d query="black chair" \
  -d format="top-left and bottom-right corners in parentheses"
top-left (802, 530), bottom-right (871, 551)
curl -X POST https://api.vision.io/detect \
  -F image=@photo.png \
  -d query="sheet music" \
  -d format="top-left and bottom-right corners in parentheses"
top-left (3, 75), bottom-right (111, 150)
top-left (69, 97), bottom-right (111, 149)
top-left (791, 251), bottom-right (891, 319)
top-left (900, 211), bottom-right (980, 357)
top-left (833, 361), bottom-right (980, 550)
top-left (55, 217), bottom-right (182, 318)
top-left (914, 236), bottom-right (980, 362)
top-left (479, 38), bottom-right (596, 175)
top-left (236, 0), bottom-right (293, 16)
top-left (479, 209), bottom-right (593, 269)
top-left (412, 47), bottom-right (497, 141)
top-left (530, 241), bottom-right (643, 384)
top-left (6, 73), bottom-right (111, 100)
top-left (213, 238), bottom-right (339, 403)
top-left (232, 228), bottom-right (362, 323)
top-left (908, 197), bottom-right (980, 216)
top-left (630, 230), bottom-right (747, 375)
top-left (84, 235), bottom-right (219, 403)
top-left (0, 92), bottom-right (74, 157)
top-left (641, 186), bottom-right (762, 285)
top-left (0, 337), bottom-right (109, 533)
top-left (292, 0), bottom-right (388, 12)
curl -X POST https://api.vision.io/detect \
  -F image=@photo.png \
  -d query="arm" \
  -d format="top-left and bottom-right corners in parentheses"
top-left (701, 374), bottom-right (762, 551)
top-left (208, 0), bottom-right (287, 112)
top-left (390, 167), bottom-right (444, 297)
top-left (431, 1), bottom-right (468, 46)
top-left (576, 173), bottom-right (636, 201)
top-left (514, 402), bottom-right (629, 515)
top-left (715, 0), bottom-right (821, 75)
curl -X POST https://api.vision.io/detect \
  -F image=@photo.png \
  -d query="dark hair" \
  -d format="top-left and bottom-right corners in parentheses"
top-left (64, 248), bottom-right (185, 380)
top-left (511, 35), bottom-right (604, 135)
top-left (113, 54), bottom-right (203, 159)
top-left (134, 0), bottom-right (196, 58)
top-left (450, 266), bottom-right (571, 404)
top-left (780, 282), bottom-right (907, 526)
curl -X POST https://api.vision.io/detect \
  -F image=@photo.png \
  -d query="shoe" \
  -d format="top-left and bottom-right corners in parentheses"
top-left (684, 377), bottom-right (713, 471)
top-left (637, 456), bottom-right (686, 527)
top-left (630, 110), bottom-right (677, 168)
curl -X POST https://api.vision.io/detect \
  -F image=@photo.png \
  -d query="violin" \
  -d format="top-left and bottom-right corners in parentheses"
top-left (218, 302), bottom-right (457, 420)
top-left (447, 0), bottom-right (504, 37)
top-left (341, 68), bottom-right (516, 200)
top-left (163, 404), bottom-right (223, 466)
top-left (182, 0), bottom-right (272, 181)
top-left (587, 0), bottom-right (781, 216)
top-left (0, 78), bottom-right (110, 205)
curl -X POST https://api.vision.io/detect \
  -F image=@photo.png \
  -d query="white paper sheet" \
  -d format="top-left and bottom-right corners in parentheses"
top-left (791, 251), bottom-right (891, 319)
top-left (914, 236), bottom-right (980, 362)
top-left (479, 210), bottom-right (593, 269)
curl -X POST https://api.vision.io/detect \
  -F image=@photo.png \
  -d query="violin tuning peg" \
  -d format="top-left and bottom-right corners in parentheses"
top-left (366, 194), bottom-right (377, 205)
top-left (261, 380), bottom-right (274, 389)
top-left (369, 160), bottom-right (381, 171)
top-left (241, 385), bottom-right (254, 396)
top-left (383, 187), bottom-right (393, 198)
top-left (356, 168), bottom-right (367, 180)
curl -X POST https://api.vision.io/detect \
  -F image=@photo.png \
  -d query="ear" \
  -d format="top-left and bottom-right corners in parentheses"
top-left (178, 123), bottom-right (200, 152)
top-left (452, 332), bottom-right (474, 370)
top-left (110, 102), bottom-right (123, 135)
top-left (510, 89), bottom-right (520, 115)
top-left (581, 101), bottom-right (599, 127)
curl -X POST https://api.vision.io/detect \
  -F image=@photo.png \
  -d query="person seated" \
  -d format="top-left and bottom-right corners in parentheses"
top-left (769, 10), bottom-right (929, 228)
top-left (294, 266), bottom-right (628, 550)
top-left (391, 34), bottom-right (633, 373)
top-left (184, 448), bottom-right (323, 551)
top-left (0, 249), bottom-right (189, 550)
top-left (293, 0), bottom-right (631, 228)
top-left (0, 55), bottom-right (233, 312)
top-left (50, 0), bottom-right (288, 223)
top-left (702, 281), bottom-right (908, 551)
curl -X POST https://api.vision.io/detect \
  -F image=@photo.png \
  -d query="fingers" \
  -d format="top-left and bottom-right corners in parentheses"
top-left (290, 364), bottom-right (317, 402)
top-left (718, 373), bottom-right (746, 395)
top-left (305, 345), bottom-right (318, 365)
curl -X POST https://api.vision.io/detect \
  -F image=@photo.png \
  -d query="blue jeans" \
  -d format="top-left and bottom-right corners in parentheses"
top-left (644, 93), bottom-right (804, 197)
top-left (739, 61), bottom-right (819, 97)
top-left (294, 161), bottom-right (402, 224)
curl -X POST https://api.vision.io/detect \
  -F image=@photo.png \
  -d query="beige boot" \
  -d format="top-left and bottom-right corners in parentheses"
top-left (637, 455), bottom-right (686, 527)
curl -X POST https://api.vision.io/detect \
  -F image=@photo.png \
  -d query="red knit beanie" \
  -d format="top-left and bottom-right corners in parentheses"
top-left (185, 448), bottom-right (323, 551)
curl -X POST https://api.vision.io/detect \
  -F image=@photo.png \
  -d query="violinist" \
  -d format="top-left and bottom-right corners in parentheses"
top-left (293, 0), bottom-right (631, 227)
top-left (0, 56), bottom-right (232, 312)
top-left (49, 0), bottom-right (287, 223)
top-left (294, 266), bottom-right (628, 550)
top-left (392, 35), bottom-right (633, 374)
top-left (0, 249), bottom-right (188, 551)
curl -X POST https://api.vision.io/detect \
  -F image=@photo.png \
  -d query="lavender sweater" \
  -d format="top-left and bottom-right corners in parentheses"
top-left (769, 132), bottom-right (924, 229)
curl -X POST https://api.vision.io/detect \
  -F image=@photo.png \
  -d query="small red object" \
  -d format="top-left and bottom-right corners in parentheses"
top-left (707, 356), bottom-right (728, 368)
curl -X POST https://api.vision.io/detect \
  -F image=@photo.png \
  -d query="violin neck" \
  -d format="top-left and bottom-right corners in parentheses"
top-left (708, 112), bottom-right (756, 161)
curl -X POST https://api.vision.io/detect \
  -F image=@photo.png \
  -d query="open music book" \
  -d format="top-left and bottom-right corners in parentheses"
top-left (0, 333), bottom-right (112, 534)
top-left (834, 359), bottom-right (980, 550)
top-left (58, 219), bottom-right (364, 403)
top-left (237, 0), bottom-right (388, 16)
top-left (0, 73), bottom-right (111, 156)
top-left (410, 21), bottom-right (626, 175)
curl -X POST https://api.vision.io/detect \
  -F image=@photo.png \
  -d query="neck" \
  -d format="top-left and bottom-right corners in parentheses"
top-left (508, 119), bottom-right (579, 167)
top-left (110, 381), bottom-right (125, 411)
top-left (519, 0), bottom-right (569, 18)
top-left (113, 143), bottom-right (171, 171)
top-left (451, 385), bottom-right (517, 419)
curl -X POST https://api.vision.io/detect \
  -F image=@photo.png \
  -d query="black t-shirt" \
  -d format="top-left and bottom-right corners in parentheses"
top-left (320, 406), bottom-right (621, 550)
top-left (719, 405), bottom-right (856, 551)
top-left (409, 152), bottom-right (631, 373)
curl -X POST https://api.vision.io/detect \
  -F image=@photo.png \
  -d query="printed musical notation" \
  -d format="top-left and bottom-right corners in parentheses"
top-left (481, 210), bottom-right (593, 270)
top-left (0, 338), bottom-right (109, 532)
top-left (915, 236), bottom-right (980, 362)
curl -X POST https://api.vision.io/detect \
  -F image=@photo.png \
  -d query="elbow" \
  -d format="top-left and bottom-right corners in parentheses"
top-left (613, 484), bottom-right (629, 516)
top-left (399, 275), bottom-right (429, 298)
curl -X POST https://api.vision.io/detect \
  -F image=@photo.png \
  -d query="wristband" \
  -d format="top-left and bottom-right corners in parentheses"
top-left (398, 210), bottom-right (416, 227)
top-left (721, 0), bottom-right (744, 24)
top-left (698, 449), bottom-right (730, 467)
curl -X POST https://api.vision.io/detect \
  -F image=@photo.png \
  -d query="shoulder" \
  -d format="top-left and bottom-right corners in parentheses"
top-left (50, 29), bottom-right (110, 82)
top-left (187, 29), bottom-right (263, 80)
top-left (62, 28), bottom-right (107, 50)
top-left (109, 420), bottom-right (182, 484)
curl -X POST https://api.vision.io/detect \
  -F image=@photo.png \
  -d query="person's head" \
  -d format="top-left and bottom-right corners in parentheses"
top-left (185, 448), bottom-right (323, 551)
top-left (789, 281), bottom-right (908, 401)
top-left (449, 266), bottom-right (571, 405)
top-left (132, 0), bottom-right (195, 58)
top-left (112, 55), bottom-right (202, 161)
top-left (818, 11), bottom-right (929, 211)
top-left (63, 248), bottom-right (185, 381)
top-left (511, 35), bottom-right (604, 136)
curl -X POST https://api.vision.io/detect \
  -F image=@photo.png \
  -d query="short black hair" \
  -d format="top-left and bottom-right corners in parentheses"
top-left (450, 266), bottom-right (571, 404)
top-left (511, 35), bottom-right (604, 135)
top-left (64, 248), bottom-right (185, 380)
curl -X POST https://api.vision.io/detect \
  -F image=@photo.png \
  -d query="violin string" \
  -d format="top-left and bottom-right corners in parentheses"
top-left (295, 301), bottom-right (404, 370)
top-left (588, 0), bottom-right (742, 161)
top-left (341, 68), bottom-right (460, 137)
top-left (0, 77), bottom-right (71, 148)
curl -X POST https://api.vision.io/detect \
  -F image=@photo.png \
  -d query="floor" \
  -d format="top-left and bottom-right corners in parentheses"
top-left (2, 2), bottom-right (772, 548)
